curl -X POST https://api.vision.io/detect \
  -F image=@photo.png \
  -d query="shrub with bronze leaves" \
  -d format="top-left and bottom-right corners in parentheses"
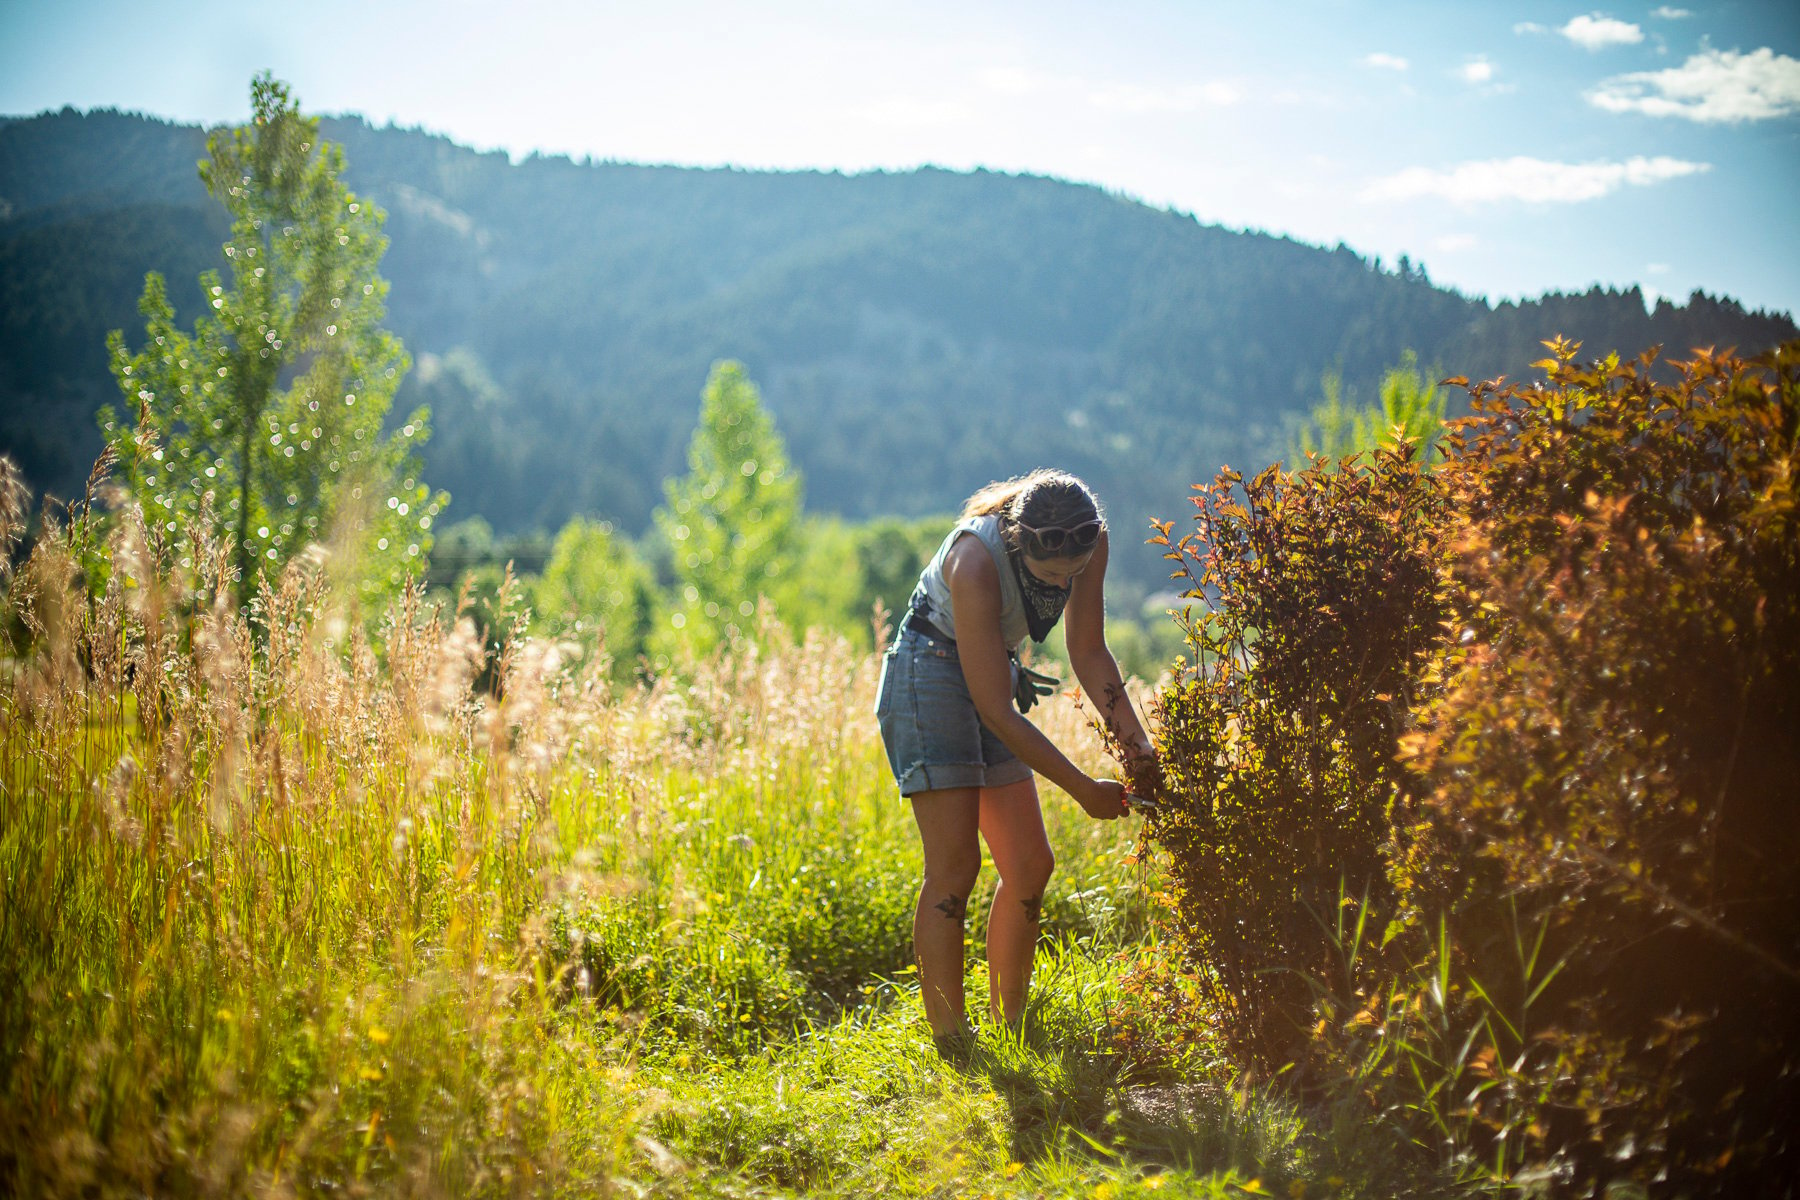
top-left (1387, 341), bottom-right (1800, 1194)
top-left (1145, 441), bottom-right (1450, 1075)
top-left (1141, 340), bottom-right (1800, 1195)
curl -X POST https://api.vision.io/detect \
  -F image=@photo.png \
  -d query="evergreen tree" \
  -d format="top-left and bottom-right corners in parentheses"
top-left (1294, 366), bottom-right (1359, 460)
top-left (1290, 350), bottom-right (1447, 466)
top-left (1362, 349), bottom-right (1448, 461)
top-left (653, 361), bottom-right (801, 656)
top-left (100, 74), bottom-right (442, 607)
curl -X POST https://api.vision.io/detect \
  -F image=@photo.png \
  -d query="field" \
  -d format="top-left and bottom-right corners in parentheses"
top-left (0, 538), bottom-right (1336, 1198)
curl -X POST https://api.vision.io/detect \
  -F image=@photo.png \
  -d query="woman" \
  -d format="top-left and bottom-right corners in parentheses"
top-left (875, 469), bottom-right (1156, 1055)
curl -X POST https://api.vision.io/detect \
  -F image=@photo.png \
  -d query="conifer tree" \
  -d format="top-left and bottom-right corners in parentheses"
top-left (1291, 350), bottom-right (1447, 465)
top-left (1361, 349), bottom-right (1448, 461)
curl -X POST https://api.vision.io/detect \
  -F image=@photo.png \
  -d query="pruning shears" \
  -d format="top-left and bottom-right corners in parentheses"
top-left (1123, 791), bottom-right (1158, 818)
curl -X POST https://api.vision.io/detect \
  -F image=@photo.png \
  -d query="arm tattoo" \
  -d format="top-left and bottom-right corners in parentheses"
top-left (1021, 894), bottom-right (1042, 923)
top-left (935, 893), bottom-right (968, 922)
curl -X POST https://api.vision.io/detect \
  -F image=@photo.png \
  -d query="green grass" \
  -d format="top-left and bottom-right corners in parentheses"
top-left (0, 552), bottom-right (1433, 1197)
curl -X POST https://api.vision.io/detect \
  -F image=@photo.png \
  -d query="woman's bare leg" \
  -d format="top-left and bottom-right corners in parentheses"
top-left (979, 777), bottom-right (1055, 1029)
top-left (909, 787), bottom-right (983, 1037)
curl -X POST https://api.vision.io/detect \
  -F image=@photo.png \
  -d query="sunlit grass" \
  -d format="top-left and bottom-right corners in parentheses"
top-left (1, 520), bottom-right (1363, 1196)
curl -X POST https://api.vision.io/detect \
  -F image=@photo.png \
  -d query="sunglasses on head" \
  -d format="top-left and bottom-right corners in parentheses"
top-left (1017, 518), bottom-right (1102, 556)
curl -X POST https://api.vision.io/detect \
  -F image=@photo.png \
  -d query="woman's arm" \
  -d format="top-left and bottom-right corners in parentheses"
top-left (1063, 531), bottom-right (1155, 759)
top-left (944, 539), bottom-right (1126, 819)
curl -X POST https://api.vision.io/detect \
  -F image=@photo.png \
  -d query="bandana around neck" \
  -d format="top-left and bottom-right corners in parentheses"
top-left (1008, 545), bottom-right (1070, 643)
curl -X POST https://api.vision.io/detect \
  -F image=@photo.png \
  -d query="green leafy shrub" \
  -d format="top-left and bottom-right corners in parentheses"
top-left (532, 515), bottom-right (655, 680)
top-left (100, 76), bottom-right (442, 613)
top-left (653, 361), bottom-right (803, 662)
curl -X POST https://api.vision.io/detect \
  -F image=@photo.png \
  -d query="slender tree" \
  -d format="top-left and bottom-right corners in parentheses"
top-left (654, 361), bottom-right (802, 655)
top-left (102, 73), bottom-right (442, 607)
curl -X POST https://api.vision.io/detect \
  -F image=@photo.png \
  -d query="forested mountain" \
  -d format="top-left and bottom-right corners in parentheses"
top-left (3, 107), bottom-right (1793, 588)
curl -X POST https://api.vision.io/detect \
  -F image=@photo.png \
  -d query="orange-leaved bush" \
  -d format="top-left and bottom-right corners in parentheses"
top-left (1387, 340), bottom-right (1800, 1194)
top-left (1145, 439), bottom-right (1451, 1076)
top-left (1138, 340), bottom-right (1799, 1194)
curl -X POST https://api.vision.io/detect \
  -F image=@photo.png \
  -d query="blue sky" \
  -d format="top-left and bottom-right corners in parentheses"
top-left (5, 0), bottom-right (1797, 318)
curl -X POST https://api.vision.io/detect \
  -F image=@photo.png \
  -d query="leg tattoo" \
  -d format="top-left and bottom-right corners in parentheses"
top-left (935, 893), bottom-right (968, 921)
top-left (1021, 894), bottom-right (1042, 923)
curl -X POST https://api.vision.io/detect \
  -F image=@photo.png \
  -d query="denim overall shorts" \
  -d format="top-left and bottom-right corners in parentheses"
top-left (874, 618), bottom-right (1032, 797)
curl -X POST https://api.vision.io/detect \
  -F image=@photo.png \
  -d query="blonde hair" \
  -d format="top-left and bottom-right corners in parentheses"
top-left (960, 469), bottom-right (1104, 552)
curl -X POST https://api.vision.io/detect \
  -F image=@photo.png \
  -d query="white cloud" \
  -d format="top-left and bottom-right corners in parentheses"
top-left (850, 97), bottom-right (972, 128)
top-left (976, 66), bottom-right (1249, 113)
top-left (1514, 21), bottom-right (1549, 35)
top-left (1561, 15), bottom-right (1646, 50)
top-left (1589, 47), bottom-right (1800, 122)
top-left (977, 66), bottom-right (1040, 96)
top-left (1650, 6), bottom-right (1692, 18)
top-left (1087, 81), bottom-right (1241, 112)
top-left (1458, 57), bottom-right (1496, 84)
top-left (1363, 52), bottom-right (1409, 71)
top-left (1646, 262), bottom-right (1671, 273)
top-left (1362, 155), bottom-right (1710, 205)
top-left (1434, 233), bottom-right (1478, 252)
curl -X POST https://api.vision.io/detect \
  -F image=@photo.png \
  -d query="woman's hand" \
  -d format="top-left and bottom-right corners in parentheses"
top-left (1076, 777), bottom-right (1129, 820)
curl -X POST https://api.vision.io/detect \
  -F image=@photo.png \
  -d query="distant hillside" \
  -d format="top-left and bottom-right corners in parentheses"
top-left (3, 107), bottom-right (1793, 590)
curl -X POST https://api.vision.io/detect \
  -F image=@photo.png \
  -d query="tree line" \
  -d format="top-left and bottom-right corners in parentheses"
top-left (6, 103), bottom-right (1795, 598)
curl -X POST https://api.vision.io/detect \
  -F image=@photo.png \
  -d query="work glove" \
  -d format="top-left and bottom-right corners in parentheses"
top-left (1012, 660), bottom-right (1059, 713)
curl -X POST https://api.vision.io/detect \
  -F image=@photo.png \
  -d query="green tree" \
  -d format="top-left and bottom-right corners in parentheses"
top-left (1293, 366), bottom-right (1359, 460)
top-left (653, 361), bottom-right (801, 657)
top-left (533, 516), bottom-right (654, 678)
top-left (1290, 350), bottom-right (1448, 465)
top-left (100, 74), bottom-right (442, 607)
top-left (782, 515), bottom-right (864, 641)
top-left (848, 513), bottom-right (950, 630)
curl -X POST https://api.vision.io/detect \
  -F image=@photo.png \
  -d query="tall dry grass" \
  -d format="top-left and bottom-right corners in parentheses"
top-left (3, 499), bottom-right (636, 1194)
top-left (0, 493), bottom-right (1147, 1196)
